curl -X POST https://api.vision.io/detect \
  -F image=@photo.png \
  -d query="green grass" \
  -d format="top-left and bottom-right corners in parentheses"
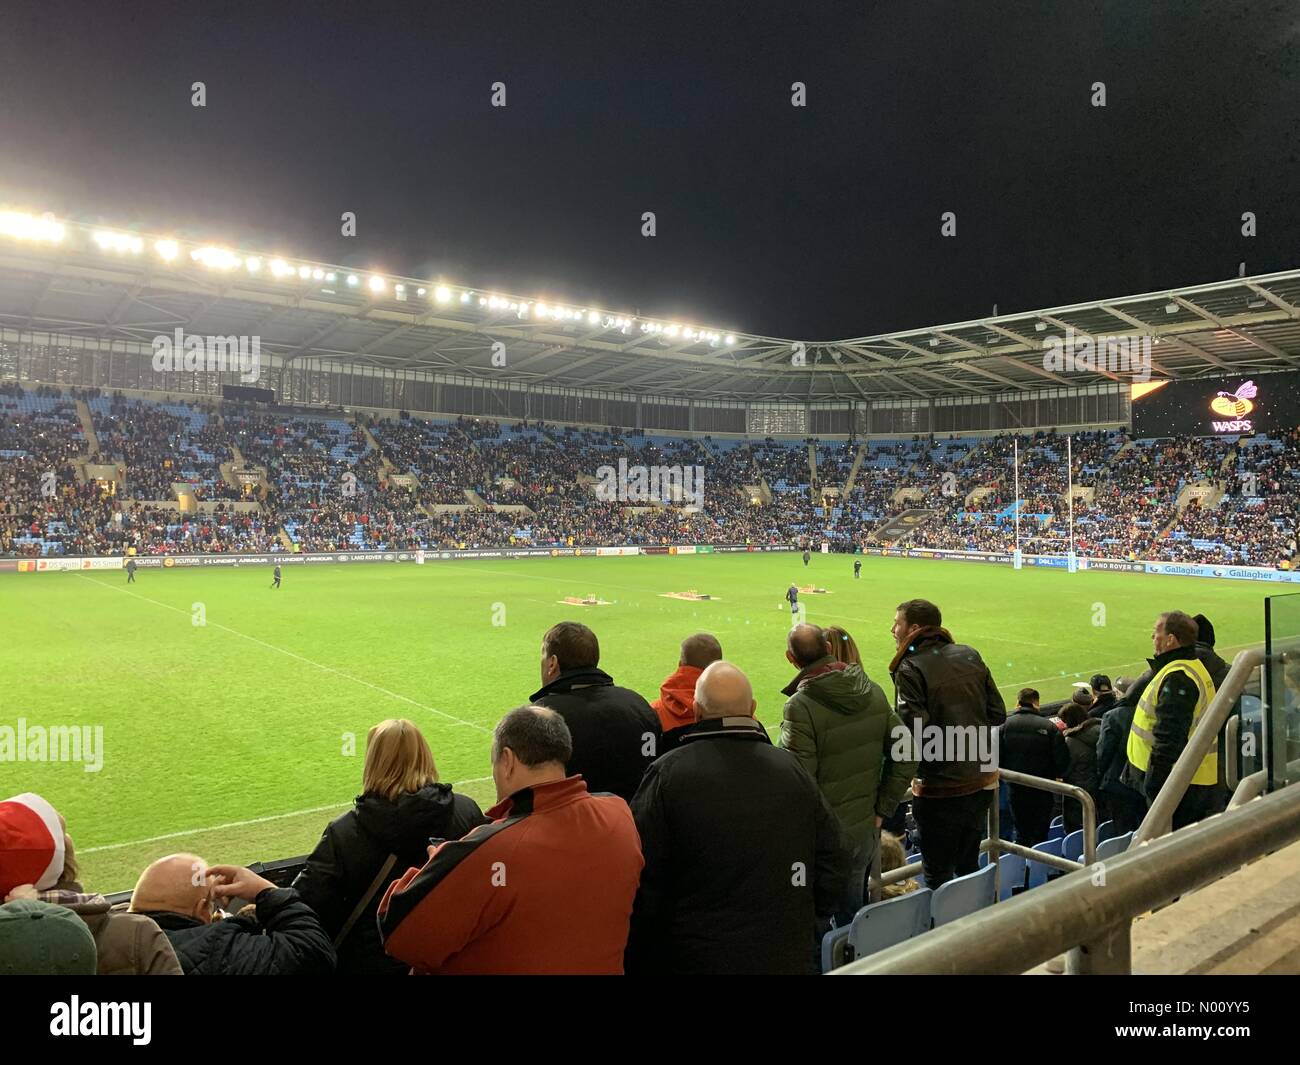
top-left (0, 553), bottom-right (1274, 891)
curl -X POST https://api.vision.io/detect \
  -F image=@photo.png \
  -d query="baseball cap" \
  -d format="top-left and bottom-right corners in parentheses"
top-left (0, 899), bottom-right (97, 976)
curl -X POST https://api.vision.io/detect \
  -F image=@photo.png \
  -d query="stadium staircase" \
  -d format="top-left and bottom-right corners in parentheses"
top-left (870, 508), bottom-right (937, 545)
top-left (841, 442), bottom-right (868, 494)
top-left (356, 421), bottom-right (395, 476)
top-left (73, 398), bottom-right (99, 454)
top-left (463, 488), bottom-right (488, 507)
top-left (807, 441), bottom-right (818, 490)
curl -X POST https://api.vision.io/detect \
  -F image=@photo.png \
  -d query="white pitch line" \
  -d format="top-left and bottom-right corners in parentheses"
top-left (74, 575), bottom-right (491, 733)
top-left (80, 777), bottom-right (496, 854)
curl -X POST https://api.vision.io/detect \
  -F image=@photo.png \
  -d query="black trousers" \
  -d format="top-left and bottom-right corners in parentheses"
top-left (1009, 786), bottom-right (1055, 848)
top-left (1106, 790), bottom-right (1146, 834)
top-left (912, 789), bottom-right (993, 891)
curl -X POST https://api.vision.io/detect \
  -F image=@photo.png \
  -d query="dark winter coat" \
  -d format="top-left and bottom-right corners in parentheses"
top-left (142, 887), bottom-right (335, 975)
top-left (627, 715), bottom-right (851, 975)
top-left (293, 784), bottom-right (488, 975)
top-left (531, 666), bottom-right (661, 801)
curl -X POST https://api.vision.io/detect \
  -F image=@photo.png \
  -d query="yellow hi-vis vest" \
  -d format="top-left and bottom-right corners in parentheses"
top-left (1127, 656), bottom-right (1218, 786)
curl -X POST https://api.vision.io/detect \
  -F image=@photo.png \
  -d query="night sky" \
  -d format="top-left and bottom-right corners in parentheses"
top-left (2, 1), bottom-right (1298, 340)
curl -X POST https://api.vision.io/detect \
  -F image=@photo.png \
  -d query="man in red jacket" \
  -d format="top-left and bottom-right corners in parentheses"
top-left (650, 632), bottom-right (723, 747)
top-left (378, 706), bottom-right (644, 974)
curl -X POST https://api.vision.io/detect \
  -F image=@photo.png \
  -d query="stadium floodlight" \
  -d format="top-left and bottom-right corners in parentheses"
top-left (1164, 302), bottom-right (1179, 314)
top-left (297, 265), bottom-right (311, 279)
top-left (0, 210), bottom-right (64, 243)
top-left (346, 274), bottom-right (359, 286)
top-left (1034, 322), bottom-right (1047, 332)
top-left (417, 287), bottom-right (426, 296)
top-left (154, 239), bottom-right (180, 261)
top-left (588, 311), bottom-right (600, 325)
top-left (312, 268), bottom-right (324, 280)
top-left (271, 259), bottom-right (293, 277)
top-left (93, 230), bottom-right (144, 254)
top-left (246, 256), bottom-right (262, 273)
top-left (461, 291), bottom-right (471, 303)
top-left (434, 285), bottom-right (452, 303)
top-left (725, 335), bottom-right (735, 344)
top-left (326, 272), bottom-right (337, 282)
top-left (368, 275), bottom-right (387, 293)
top-left (191, 246), bottom-right (241, 270)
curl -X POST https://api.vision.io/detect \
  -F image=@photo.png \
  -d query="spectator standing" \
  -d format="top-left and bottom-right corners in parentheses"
top-left (649, 633), bottom-right (723, 750)
top-left (627, 662), bottom-right (851, 974)
top-left (379, 707), bottom-right (643, 974)
top-left (889, 599), bottom-right (1007, 890)
top-left (780, 624), bottom-right (914, 926)
top-left (293, 720), bottom-right (488, 975)
top-left (530, 621), bottom-right (661, 801)
top-left (1060, 703), bottom-right (1105, 834)
top-left (998, 694), bottom-right (1070, 846)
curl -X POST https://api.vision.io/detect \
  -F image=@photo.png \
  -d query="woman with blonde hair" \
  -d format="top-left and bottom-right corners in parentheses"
top-left (294, 720), bottom-right (488, 975)
top-left (824, 625), bottom-right (862, 667)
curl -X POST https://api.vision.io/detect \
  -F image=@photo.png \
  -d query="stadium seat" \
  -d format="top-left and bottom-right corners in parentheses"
top-left (1097, 819), bottom-right (1116, 843)
top-left (1096, 832), bottom-right (1134, 862)
top-left (1061, 829), bottom-right (1085, 865)
top-left (997, 852), bottom-right (1028, 901)
top-left (1027, 838), bottom-right (1063, 890)
top-left (820, 924), bottom-right (852, 973)
top-left (931, 864), bottom-right (997, 926)
top-left (846, 888), bottom-right (933, 960)
top-left (1048, 816), bottom-right (1065, 841)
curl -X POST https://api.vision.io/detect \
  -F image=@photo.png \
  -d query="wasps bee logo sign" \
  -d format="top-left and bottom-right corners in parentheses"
top-left (1210, 380), bottom-right (1257, 432)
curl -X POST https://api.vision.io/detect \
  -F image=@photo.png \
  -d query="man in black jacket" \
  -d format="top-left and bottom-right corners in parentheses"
top-left (130, 855), bottom-right (335, 975)
top-left (889, 599), bottom-right (1007, 890)
top-left (530, 621), bottom-right (661, 802)
top-left (999, 689), bottom-right (1069, 846)
top-left (626, 661), bottom-right (851, 975)
top-left (1095, 694), bottom-right (1147, 834)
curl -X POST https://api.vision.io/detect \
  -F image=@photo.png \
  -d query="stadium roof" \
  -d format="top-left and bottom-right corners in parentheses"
top-left (2, 209), bottom-right (1300, 402)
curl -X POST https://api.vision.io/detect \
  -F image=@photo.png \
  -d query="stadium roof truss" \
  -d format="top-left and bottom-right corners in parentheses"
top-left (2, 215), bottom-right (1299, 402)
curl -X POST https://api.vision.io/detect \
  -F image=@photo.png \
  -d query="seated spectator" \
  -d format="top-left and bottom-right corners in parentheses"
top-left (824, 625), bottom-right (862, 666)
top-left (1060, 703), bottom-right (1104, 834)
top-left (530, 621), bottom-right (661, 801)
top-left (879, 831), bottom-right (921, 900)
top-left (293, 719), bottom-right (489, 975)
top-left (379, 706), bottom-right (643, 974)
top-left (0, 793), bottom-right (182, 976)
top-left (650, 632), bottom-right (723, 749)
top-left (130, 855), bottom-right (335, 975)
top-left (0, 898), bottom-right (98, 975)
top-left (627, 662), bottom-right (851, 975)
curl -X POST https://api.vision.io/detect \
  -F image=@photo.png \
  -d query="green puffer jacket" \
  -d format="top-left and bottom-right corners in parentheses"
top-left (778, 657), bottom-right (916, 847)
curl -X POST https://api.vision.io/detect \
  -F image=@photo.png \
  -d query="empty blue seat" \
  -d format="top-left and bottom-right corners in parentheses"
top-left (1096, 832), bottom-right (1134, 862)
top-left (820, 924), bottom-right (852, 973)
top-left (847, 888), bottom-right (933, 960)
top-left (1027, 838), bottom-right (1063, 890)
top-left (932, 864), bottom-right (997, 926)
top-left (1061, 829), bottom-right (1085, 865)
top-left (997, 852), bottom-right (1027, 901)
top-left (1097, 819), bottom-right (1116, 843)
top-left (1049, 816), bottom-right (1065, 841)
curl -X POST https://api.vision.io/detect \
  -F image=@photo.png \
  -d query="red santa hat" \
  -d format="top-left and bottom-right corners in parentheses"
top-left (0, 793), bottom-right (66, 897)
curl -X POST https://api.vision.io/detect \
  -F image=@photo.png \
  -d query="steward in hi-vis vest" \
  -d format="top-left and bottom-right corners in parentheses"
top-left (1123, 610), bottom-right (1220, 831)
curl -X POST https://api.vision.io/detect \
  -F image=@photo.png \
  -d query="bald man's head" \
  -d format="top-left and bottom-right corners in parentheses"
top-left (128, 853), bottom-right (214, 923)
top-left (680, 632), bottom-right (723, 670)
top-left (694, 661), bottom-right (756, 720)
top-left (787, 623), bottom-right (830, 668)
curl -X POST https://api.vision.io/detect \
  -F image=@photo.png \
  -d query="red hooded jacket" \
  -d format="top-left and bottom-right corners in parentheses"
top-left (651, 664), bottom-right (703, 733)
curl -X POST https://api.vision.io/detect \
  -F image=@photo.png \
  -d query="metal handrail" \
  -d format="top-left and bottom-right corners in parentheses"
top-left (1133, 648), bottom-right (1262, 846)
top-left (833, 781), bottom-right (1300, 975)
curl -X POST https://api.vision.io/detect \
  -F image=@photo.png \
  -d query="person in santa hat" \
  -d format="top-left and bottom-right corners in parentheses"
top-left (0, 792), bottom-right (182, 975)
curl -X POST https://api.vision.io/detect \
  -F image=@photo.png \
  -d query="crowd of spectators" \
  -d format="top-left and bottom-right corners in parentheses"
top-left (1, 385), bottom-right (1295, 567)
